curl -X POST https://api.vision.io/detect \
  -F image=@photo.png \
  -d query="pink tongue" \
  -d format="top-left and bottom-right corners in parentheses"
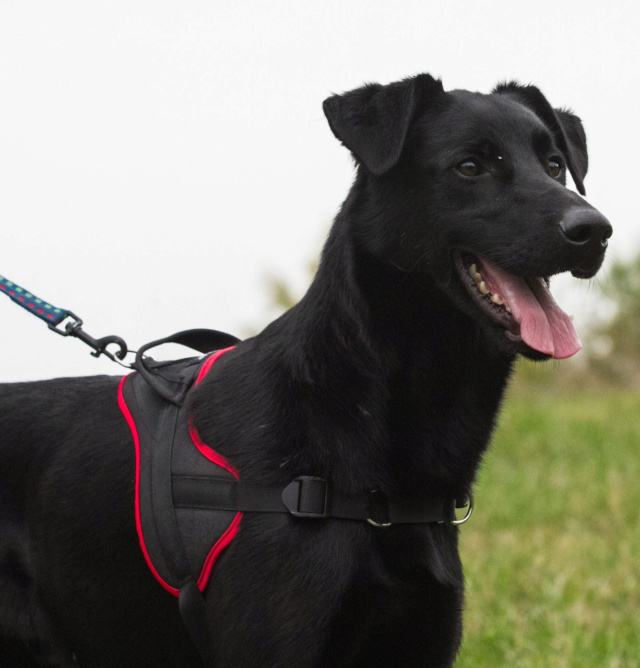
top-left (480, 259), bottom-right (582, 359)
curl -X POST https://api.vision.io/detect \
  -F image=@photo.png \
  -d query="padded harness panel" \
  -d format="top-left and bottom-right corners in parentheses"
top-left (118, 348), bottom-right (239, 596)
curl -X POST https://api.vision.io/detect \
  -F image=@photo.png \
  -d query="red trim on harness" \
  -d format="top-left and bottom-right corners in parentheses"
top-left (195, 346), bottom-right (235, 386)
top-left (196, 511), bottom-right (242, 590)
top-left (117, 375), bottom-right (180, 597)
top-left (190, 347), bottom-right (239, 479)
top-left (190, 346), bottom-right (242, 590)
top-left (188, 420), bottom-right (240, 480)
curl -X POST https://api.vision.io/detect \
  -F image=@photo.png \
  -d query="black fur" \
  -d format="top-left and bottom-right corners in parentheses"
top-left (0, 74), bottom-right (610, 667)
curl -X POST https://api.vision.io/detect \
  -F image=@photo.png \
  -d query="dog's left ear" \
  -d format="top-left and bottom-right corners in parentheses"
top-left (494, 82), bottom-right (588, 196)
top-left (323, 74), bottom-right (445, 175)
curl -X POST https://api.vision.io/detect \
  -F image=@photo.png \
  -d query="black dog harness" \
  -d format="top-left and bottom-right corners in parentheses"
top-left (117, 329), bottom-right (470, 665)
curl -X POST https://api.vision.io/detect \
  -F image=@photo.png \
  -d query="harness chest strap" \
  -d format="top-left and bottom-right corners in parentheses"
top-left (172, 475), bottom-right (469, 526)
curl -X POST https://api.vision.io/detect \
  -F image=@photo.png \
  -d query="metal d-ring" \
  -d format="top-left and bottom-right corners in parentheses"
top-left (451, 493), bottom-right (474, 526)
top-left (366, 489), bottom-right (392, 527)
top-left (366, 517), bottom-right (392, 528)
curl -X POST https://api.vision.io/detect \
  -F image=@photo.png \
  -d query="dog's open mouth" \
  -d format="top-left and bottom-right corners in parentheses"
top-left (454, 252), bottom-right (582, 359)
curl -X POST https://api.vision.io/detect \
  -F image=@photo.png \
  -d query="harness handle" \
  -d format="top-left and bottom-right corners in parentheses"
top-left (134, 329), bottom-right (240, 405)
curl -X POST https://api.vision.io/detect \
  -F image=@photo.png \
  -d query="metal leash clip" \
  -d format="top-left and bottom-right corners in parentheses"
top-left (48, 311), bottom-right (131, 367)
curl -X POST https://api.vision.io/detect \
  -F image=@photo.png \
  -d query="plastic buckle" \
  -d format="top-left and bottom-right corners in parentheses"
top-left (281, 476), bottom-right (329, 519)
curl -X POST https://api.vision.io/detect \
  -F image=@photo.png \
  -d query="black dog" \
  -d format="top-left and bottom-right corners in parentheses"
top-left (0, 74), bottom-right (611, 667)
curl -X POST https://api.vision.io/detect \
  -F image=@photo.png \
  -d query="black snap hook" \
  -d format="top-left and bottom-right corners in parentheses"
top-left (49, 311), bottom-right (130, 365)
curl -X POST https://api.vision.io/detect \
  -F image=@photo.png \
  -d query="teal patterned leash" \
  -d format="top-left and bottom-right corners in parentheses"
top-left (0, 275), bottom-right (68, 325)
top-left (0, 274), bottom-right (130, 365)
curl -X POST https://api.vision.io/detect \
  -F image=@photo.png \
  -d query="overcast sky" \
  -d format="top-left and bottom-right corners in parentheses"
top-left (1, 1), bottom-right (638, 381)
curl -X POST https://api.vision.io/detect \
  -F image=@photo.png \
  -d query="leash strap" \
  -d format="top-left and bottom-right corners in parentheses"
top-left (0, 275), bottom-right (68, 325)
top-left (0, 273), bottom-right (130, 364)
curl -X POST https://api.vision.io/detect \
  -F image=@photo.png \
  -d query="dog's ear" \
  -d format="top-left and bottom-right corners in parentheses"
top-left (494, 82), bottom-right (588, 196)
top-left (323, 74), bottom-right (444, 175)
top-left (555, 108), bottom-right (588, 187)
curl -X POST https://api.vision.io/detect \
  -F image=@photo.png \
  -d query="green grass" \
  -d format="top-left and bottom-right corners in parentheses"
top-left (456, 391), bottom-right (640, 668)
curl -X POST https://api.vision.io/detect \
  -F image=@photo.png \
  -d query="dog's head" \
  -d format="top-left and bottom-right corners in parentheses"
top-left (323, 74), bottom-right (612, 360)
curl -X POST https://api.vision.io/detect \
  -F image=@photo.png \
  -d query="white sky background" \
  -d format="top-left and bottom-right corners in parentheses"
top-left (0, 1), bottom-right (638, 381)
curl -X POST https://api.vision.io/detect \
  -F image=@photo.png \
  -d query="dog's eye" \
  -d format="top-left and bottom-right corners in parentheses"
top-left (457, 160), bottom-right (482, 178)
top-left (548, 159), bottom-right (563, 178)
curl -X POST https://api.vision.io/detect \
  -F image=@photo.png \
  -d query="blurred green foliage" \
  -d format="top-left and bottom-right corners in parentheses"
top-left (266, 260), bottom-right (317, 313)
top-left (586, 254), bottom-right (640, 388)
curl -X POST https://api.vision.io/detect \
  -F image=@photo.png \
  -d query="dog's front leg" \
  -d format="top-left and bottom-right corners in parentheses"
top-left (203, 516), bottom-right (365, 667)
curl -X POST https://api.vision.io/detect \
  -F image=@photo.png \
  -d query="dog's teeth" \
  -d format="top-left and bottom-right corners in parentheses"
top-left (473, 272), bottom-right (483, 285)
top-left (478, 281), bottom-right (489, 295)
top-left (506, 305), bottom-right (512, 313)
top-left (491, 294), bottom-right (503, 305)
top-left (469, 263), bottom-right (477, 276)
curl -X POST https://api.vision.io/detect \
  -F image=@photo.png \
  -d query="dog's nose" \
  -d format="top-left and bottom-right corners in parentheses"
top-left (559, 208), bottom-right (612, 249)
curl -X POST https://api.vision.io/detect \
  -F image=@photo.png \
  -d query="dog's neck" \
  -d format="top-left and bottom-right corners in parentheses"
top-left (191, 195), bottom-right (515, 497)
